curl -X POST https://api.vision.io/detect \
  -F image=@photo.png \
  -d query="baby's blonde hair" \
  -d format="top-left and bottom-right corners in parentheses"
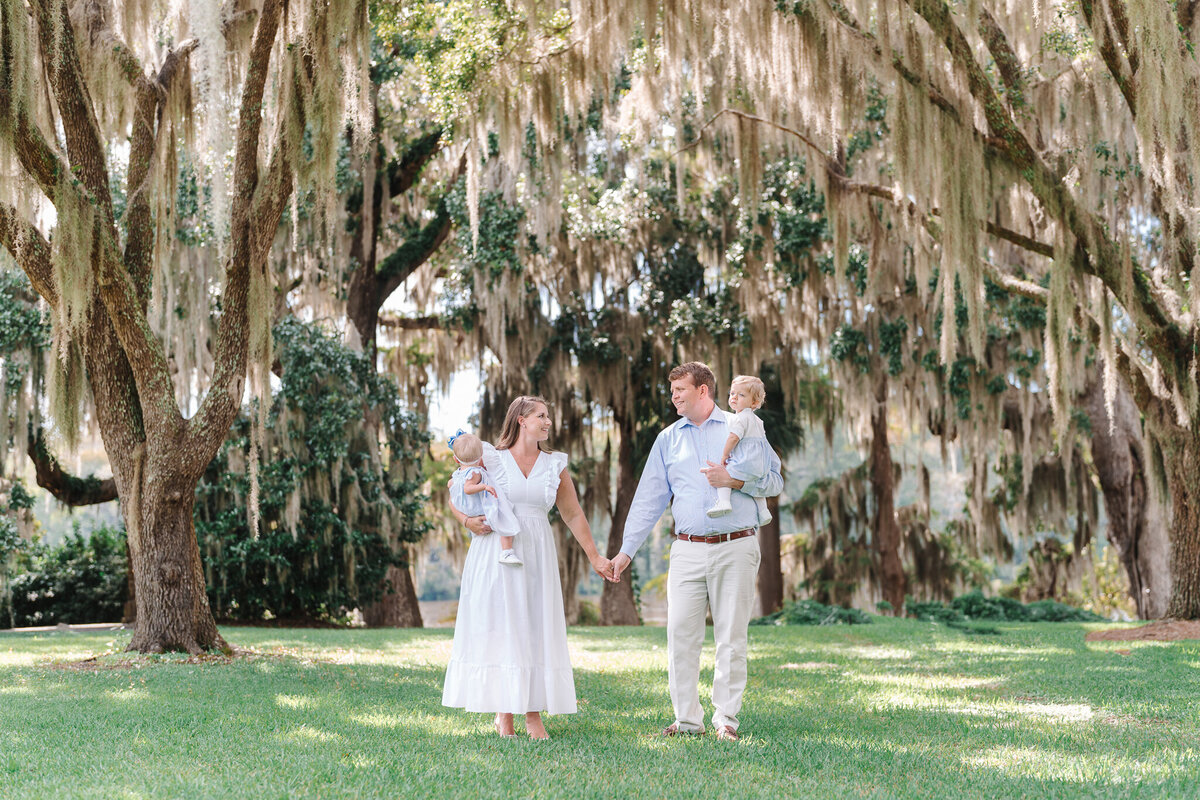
top-left (731, 375), bottom-right (766, 408)
top-left (452, 432), bottom-right (483, 463)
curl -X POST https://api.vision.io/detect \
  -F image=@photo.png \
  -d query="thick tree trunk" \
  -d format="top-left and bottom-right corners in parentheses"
top-left (870, 375), bottom-right (906, 614)
top-left (600, 423), bottom-right (641, 625)
top-left (1157, 422), bottom-right (1200, 620)
top-left (555, 529), bottom-right (587, 624)
top-left (1081, 377), bottom-right (1171, 618)
top-left (363, 562), bottom-right (424, 627)
top-left (757, 494), bottom-right (783, 615)
top-left (123, 457), bottom-right (225, 654)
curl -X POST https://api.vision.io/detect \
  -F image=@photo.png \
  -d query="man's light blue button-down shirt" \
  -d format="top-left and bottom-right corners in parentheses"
top-left (618, 405), bottom-right (784, 560)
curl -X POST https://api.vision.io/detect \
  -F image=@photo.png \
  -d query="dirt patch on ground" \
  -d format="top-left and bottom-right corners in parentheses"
top-left (48, 646), bottom-right (265, 672)
top-left (1085, 620), bottom-right (1200, 642)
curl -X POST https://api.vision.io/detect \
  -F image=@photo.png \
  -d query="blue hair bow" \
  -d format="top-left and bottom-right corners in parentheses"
top-left (447, 429), bottom-right (466, 449)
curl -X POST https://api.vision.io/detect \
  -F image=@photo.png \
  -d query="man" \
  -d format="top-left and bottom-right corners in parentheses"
top-left (610, 362), bottom-right (783, 741)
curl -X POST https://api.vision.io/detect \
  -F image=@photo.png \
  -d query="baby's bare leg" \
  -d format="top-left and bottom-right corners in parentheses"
top-left (500, 535), bottom-right (514, 549)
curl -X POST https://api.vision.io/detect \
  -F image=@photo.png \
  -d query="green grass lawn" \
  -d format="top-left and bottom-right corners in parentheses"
top-left (1, 619), bottom-right (1197, 799)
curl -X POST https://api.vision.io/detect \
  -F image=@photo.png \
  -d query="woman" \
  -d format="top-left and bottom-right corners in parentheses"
top-left (442, 396), bottom-right (613, 739)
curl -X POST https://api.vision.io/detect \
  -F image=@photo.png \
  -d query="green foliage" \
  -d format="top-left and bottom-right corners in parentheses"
top-left (830, 325), bottom-right (869, 373)
top-left (195, 319), bottom-right (431, 622)
top-left (1, 525), bottom-right (127, 626)
top-left (907, 590), bottom-right (1104, 627)
top-left (751, 598), bottom-right (873, 626)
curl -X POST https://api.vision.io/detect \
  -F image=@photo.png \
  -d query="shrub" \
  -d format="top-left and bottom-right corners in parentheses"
top-left (751, 598), bottom-right (872, 626)
top-left (4, 525), bottom-right (127, 626)
top-left (906, 591), bottom-right (1104, 627)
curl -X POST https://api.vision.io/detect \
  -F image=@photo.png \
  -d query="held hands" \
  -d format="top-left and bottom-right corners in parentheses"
top-left (589, 553), bottom-right (618, 582)
top-left (608, 552), bottom-right (631, 582)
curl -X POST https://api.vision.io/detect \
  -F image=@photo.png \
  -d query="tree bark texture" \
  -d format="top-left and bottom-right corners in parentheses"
top-left (600, 422), bottom-right (641, 625)
top-left (122, 454), bottom-right (225, 653)
top-left (1081, 377), bottom-right (1171, 619)
top-left (757, 494), bottom-right (783, 615)
top-left (363, 561), bottom-right (424, 627)
top-left (1154, 420), bottom-right (1200, 620)
top-left (345, 131), bottom-right (448, 627)
top-left (870, 375), bottom-right (907, 614)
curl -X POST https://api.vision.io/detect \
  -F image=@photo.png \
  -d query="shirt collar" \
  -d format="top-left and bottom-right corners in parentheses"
top-left (676, 404), bottom-right (728, 430)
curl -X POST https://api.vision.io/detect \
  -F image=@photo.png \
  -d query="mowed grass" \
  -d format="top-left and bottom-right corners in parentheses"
top-left (1, 620), bottom-right (1198, 799)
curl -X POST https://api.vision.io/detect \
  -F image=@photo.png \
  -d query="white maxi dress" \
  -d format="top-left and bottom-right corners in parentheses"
top-left (442, 445), bottom-right (577, 715)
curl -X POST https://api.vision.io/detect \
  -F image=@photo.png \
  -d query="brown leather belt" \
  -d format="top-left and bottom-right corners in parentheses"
top-left (675, 529), bottom-right (755, 544)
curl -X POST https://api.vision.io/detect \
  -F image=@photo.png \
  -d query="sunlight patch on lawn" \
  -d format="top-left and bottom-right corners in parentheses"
top-left (932, 640), bottom-right (1073, 658)
top-left (836, 645), bottom-right (913, 660)
top-left (275, 694), bottom-right (318, 710)
top-left (964, 745), bottom-right (1182, 783)
top-left (105, 687), bottom-right (152, 702)
top-left (875, 688), bottom-right (1097, 723)
top-left (0, 684), bottom-right (33, 695)
top-left (849, 672), bottom-right (1004, 691)
top-left (281, 725), bottom-right (343, 744)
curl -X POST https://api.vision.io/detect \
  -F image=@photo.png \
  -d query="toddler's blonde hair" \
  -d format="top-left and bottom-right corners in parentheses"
top-left (452, 432), bottom-right (483, 463)
top-left (731, 375), bottom-right (766, 408)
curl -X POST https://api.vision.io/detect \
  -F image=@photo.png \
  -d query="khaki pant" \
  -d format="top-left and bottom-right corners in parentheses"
top-left (666, 535), bottom-right (760, 732)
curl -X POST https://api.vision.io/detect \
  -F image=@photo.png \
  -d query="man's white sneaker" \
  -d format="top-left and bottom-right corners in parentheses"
top-left (498, 550), bottom-right (524, 567)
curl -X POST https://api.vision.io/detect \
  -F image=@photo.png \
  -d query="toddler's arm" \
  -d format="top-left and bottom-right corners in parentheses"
top-left (720, 432), bottom-right (741, 464)
top-left (462, 473), bottom-right (498, 497)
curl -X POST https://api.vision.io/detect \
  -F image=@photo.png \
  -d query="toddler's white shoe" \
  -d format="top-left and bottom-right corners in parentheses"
top-left (755, 497), bottom-right (772, 526)
top-left (499, 549), bottom-right (524, 567)
top-left (706, 502), bottom-right (732, 518)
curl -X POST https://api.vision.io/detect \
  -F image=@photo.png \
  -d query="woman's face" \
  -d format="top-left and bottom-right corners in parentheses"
top-left (520, 403), bottom-right (552, 442)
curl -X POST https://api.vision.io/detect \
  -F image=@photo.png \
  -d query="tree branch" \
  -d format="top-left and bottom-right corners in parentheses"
top-left (28, 429), bottom-right (118, 506)
top-left (977, 7), bottom-right (1027, 110)
top-left (0, 202), bottom-right (57, 307)
top-left (189, 0), bottom-right (285, 458)
top-left (902, 0), bottom-right (1188, 386)
top-left (378, 314), bottom-right (443, 331)
top-left (376, 201), bottom-right (455, 306)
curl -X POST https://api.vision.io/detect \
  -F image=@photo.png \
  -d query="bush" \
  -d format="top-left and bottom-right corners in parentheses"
top-left (906, 591), bottom-right (1104, 627)
top-left (4, 525), bottom-right (127, 626)
top-left (195, 319), bottom-right (430, 623)
top-left (752, 598), bottom-right (872, 626)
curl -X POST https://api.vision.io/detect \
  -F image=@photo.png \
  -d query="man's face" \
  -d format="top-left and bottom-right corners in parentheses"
top-left (671, 376), bottom-right (708, 419)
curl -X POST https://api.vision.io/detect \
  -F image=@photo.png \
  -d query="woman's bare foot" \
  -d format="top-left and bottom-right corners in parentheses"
top-left (525, 712), bottom-right (549, 740)
top-left (494, 713), bottom-right (517, 737)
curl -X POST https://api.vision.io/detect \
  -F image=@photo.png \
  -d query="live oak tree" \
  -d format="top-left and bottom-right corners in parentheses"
top-left (0, 0), bottom-right (370, 651)
top-left (453, 1), bottom-right (1200, 618)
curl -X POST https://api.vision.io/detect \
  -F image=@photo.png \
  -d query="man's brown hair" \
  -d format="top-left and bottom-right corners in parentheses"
top-left (668, 362), bottom-right (717, 399)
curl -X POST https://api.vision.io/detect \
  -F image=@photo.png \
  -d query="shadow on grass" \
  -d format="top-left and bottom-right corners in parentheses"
top-left (0, 624), bottom-right (1196, 798)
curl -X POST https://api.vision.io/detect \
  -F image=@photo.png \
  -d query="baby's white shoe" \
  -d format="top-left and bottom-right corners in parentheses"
top-left (707, 502), bottom-right (732, 518)
top-left (755, 497), bottom-right (772, 526)
top-left (499, 549), bottom-right (524, 567)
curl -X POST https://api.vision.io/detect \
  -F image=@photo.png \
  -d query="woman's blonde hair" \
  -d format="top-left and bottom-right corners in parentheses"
top-left (495, 395), bottom-right (553, 452)
top-left (731, 375), bottom-right (766, 408)
top-left (451, 432), bottom-right (483, 463)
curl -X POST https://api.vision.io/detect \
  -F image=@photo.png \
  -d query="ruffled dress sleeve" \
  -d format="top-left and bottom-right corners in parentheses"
top-left (481, 442), bottom-right (510, 497)
top-left (542, 451), bottom-right (570, 508)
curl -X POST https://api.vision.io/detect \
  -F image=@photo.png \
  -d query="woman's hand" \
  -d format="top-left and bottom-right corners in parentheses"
top-left (464, 515), bottom-right (493, 536)
top-left (590, 553), bottom-right (615, 582)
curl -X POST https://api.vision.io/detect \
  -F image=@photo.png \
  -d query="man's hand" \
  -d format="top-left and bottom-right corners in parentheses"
top-left (702, 461), bottom-right (744, 490)
top-left (464, 515), bottom-right (493, 535)
top-left (610, 552), bottom-right (631, 582)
